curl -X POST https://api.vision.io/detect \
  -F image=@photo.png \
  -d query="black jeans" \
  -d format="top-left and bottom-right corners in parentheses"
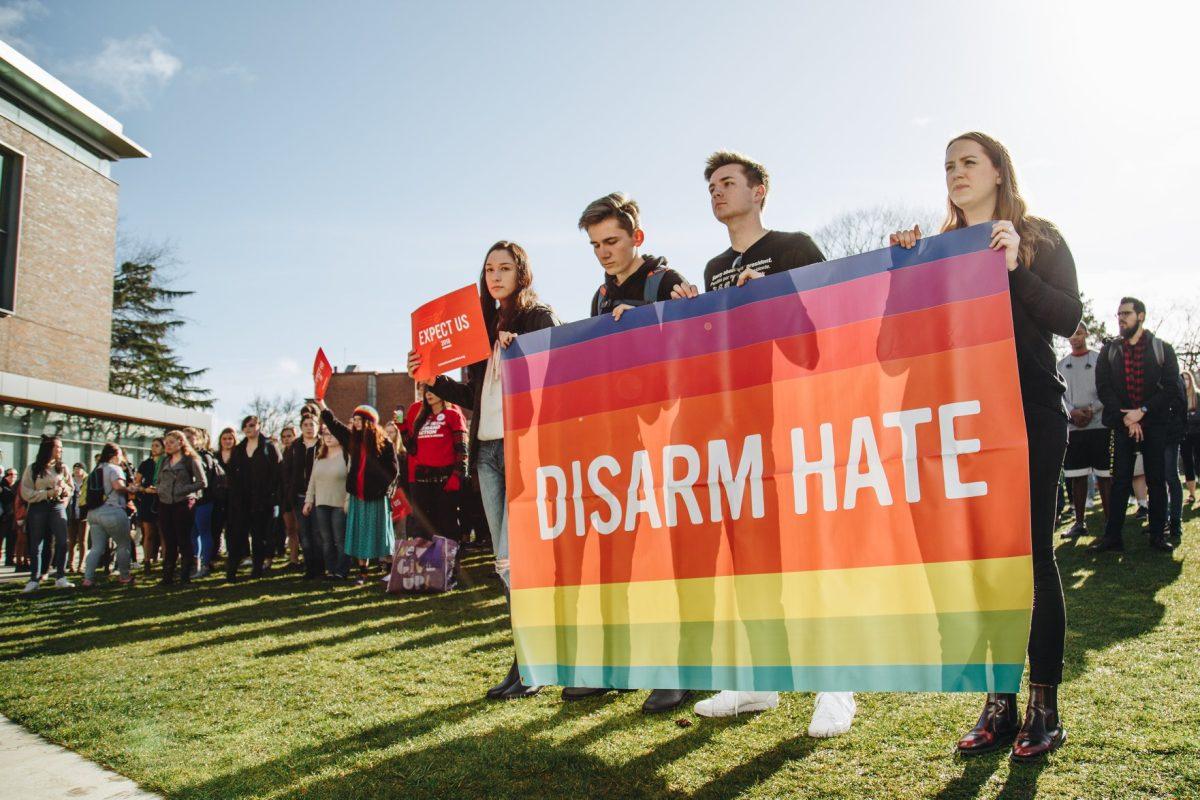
top-left (226, 504), bottom-right (274, 577)
top-left (1025, 403), bottom-right (1069, 686)
top-left (1164, 440), bottom-right (1183, 536)
top-left (1104, 424), bottom-right (1168, 544)
top-left (158, 501), bottom-right (195, 581)
top-left (408, 482), bottom-right (461, 543)
top-left (1181, 432), bottom-right (1200, 482)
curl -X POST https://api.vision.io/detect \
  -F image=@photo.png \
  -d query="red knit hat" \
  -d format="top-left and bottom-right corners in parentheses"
top-left (352, 404), bottom-right (379, 424)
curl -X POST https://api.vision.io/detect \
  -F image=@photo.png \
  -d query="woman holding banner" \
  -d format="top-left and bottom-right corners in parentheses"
top-left (402, 384), bottom-right (468, 548)
top-left (891, 132), bottom-right (1081, 761)
top-left (313, 401), bottom-right (398, 585)
top-left (408, 240), bottom-right (559, 701)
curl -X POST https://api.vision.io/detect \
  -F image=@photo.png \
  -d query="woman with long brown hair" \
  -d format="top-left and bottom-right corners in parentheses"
top-left (132, 437), bottom-right (165, 573)
top-left (408, 240), bottom-right (559, 700)
top-left (314, 401), bottom-right (398, 585)
top-left (1181, 370), bottom-right (1200, 504)
top-left (153, 429), bottom-right (207, 586)
top-left (891, 131), bottom-right (1081, 761)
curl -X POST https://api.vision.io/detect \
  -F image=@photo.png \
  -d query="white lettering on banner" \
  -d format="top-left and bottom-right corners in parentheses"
top-left (532, 401), bottom-right (991, 541)
top-left (417, 314), bottom-right (472, 347)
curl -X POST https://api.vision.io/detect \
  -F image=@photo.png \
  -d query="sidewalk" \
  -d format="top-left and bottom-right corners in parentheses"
top-left (0, 714), bottom-right (161, 799)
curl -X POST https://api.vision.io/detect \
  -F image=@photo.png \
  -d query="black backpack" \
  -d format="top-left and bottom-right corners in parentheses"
top-left (199, 450), bottom-right (227, 502)
top-left (592, 268), bottom-right (668, 316)
top-left (81, 466), bottom-right (108, 513)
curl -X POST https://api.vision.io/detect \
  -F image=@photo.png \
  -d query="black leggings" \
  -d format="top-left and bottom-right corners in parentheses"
top-left (1025, 403), bottom-right (1068, 686)
top-left (1181, 432), bottom-right (1200, 483)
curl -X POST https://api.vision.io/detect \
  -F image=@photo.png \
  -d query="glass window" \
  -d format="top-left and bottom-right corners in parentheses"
top-left (0, 401), bottom-right (166, 477)
top-left (0, 145), bottom-right (20, 315)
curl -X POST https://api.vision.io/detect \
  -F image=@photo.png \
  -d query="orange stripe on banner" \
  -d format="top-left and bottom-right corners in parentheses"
top-left (506, 339), bottom-right (1029, 590)
top-left (505, 292), bottom-right (1013, 433)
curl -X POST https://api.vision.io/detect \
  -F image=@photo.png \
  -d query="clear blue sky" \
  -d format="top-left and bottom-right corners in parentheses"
top-left (6, 1), bottom-right (1199, 429)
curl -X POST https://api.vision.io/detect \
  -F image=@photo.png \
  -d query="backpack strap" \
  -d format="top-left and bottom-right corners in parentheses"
top-left (643, 268), bottom-right (665, 304)
top-left (1152, 336), bottom-right (1164, 368)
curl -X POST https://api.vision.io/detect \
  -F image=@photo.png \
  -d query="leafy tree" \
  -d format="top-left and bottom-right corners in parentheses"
top-left (109, 243), bottom-right (213, 410)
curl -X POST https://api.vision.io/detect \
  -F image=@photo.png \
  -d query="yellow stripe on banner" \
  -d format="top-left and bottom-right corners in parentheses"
top-left (509, 556), bottom-right (1032, 628)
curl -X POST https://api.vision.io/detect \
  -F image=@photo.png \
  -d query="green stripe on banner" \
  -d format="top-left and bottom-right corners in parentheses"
top-left (518, 663), bottom-right (1026, 693)
top-left (514, 609), bottom-right (1029, 670)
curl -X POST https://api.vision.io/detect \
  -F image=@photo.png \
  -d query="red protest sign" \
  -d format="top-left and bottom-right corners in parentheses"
top-left (313, 347), bottom-right (333, 400)
top-left (411, 285), bottom-right (490, 382)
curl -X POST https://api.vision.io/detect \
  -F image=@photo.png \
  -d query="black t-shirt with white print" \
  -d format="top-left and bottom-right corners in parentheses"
top-left (703, 230), bottom-right (826, 292)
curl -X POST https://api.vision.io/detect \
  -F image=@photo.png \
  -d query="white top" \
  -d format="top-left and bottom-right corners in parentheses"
top-left (477, 342), bottom-right (504, 442)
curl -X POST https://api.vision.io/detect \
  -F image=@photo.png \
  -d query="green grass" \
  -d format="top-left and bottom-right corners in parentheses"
top-left (2, 506), bottom-right (1197, 800)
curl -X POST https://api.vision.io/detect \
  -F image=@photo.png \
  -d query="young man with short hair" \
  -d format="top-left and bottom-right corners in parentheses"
top-left (1058, 323), bottom-right (1112, 538)
top-left (580, 191), bottom-right (688, 320)
top-left (568, 191), bottom-right (694, 714)
top-left (1091, 297), bottom-right (1179, 553)
top-left (678, 150), bottom-right (855, 738)
top-left (226, 415), bottom-right (283, 579)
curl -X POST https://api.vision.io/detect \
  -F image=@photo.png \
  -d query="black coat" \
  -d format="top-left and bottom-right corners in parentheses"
top-left (1096, 331), bottom-right (1181, 430)
top-left (320, 409), bottom-right (399, 501)
top-left (228, 436), bottom-right (282, 513)
top-left (281, 438), bottom-right (318, 507)
top-left (432, 303), bottom-right (559, 478)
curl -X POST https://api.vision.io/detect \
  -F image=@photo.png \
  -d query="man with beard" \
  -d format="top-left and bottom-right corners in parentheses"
top-left (1091, 297), bottom-right (1179, 553)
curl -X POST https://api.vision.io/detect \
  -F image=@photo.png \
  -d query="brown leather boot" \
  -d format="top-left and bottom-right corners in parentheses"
top-left (1011, 683), bottom-right (1066, 761)
top-left (956, 693), bottom-right (1020, 754)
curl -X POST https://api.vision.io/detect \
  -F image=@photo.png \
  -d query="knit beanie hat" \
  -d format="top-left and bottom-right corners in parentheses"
top-left (352, 404), bottom-right (379, 424)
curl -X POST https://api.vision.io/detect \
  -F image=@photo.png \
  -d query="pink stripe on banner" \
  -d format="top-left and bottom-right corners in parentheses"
top-left (504, 250), bottom-right (1006, 395)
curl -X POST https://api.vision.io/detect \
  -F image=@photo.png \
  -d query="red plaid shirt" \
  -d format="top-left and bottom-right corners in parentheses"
top-left (1122, 337), bottom-right (1148, 407)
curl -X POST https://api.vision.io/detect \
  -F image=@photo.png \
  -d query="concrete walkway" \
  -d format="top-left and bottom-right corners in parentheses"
top-left (0, 714), bottom-right (161, 799)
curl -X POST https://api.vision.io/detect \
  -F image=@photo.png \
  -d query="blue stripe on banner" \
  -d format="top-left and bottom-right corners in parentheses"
top-left (504, 223), bottom-right (995, 360)
top-left (518, 662), bottom-right (1025, 693)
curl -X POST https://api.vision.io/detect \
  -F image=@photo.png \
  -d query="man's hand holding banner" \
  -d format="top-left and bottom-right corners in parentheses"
top-left (501, 225), bottom-right (1032, 693)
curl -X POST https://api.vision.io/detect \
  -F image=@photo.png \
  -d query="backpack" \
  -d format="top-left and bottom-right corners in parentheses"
top-left (199, 450), bottom-right (226, 502)
top-left (81, 466), bottom-right (108, 513)
top-left (592, 268), bottom-right (667, 316)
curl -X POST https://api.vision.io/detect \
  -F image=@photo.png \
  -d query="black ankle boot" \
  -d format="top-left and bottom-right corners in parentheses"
top-left (642, 689), bottom-right (692, 713)
top-left (956, 693), bottom-right (1019, 754)
top-left (1011, 683), bottom-right (1066, 761)
top-left (487, 659), bottom-right (521, 700)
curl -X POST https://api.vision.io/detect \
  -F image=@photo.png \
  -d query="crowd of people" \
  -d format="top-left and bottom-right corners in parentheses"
top-left (0, 131), bottom-right (1193, 764)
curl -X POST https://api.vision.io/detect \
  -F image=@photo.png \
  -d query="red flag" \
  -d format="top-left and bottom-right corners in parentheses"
top-left (313, 347), bottom-right (333, 400)
top-left (410, 285), bottom-right (491, 382)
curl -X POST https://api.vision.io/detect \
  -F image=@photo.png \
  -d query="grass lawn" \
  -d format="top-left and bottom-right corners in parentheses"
top-left (2, 506), bottom-right (1197, 800)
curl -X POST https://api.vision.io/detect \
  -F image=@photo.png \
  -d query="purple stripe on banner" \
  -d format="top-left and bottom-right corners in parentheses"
top-left (504, 249), bottom-right (1006, 396)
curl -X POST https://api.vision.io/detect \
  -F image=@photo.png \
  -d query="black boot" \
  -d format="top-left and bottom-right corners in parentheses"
top-left (561, 687), bottom-right (612, 701)
top-left (1011, 683), bottom-right (1066, 761)
top-left (642, 689), bottom-right (692, 713)
top-left (956, 693), bottom-right (1019, 755)
top-left (487, 659), bottom-right (521, 700)
top-left (498, 669), bottom-right (542, 700)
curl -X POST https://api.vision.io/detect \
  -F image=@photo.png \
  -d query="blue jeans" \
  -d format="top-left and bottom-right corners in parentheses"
top-left (85, 506), bottom-right (132, 581)
top-left (314, 505), bottom-right (349, 577)
top-left (193, 501), bottom-right (214, 567)
top-left (26, 501), bottom-right (68, 580)
top-left (297, 494), bottom-right (323, 573)
top-left (475, 439), bottom-right (509, 588)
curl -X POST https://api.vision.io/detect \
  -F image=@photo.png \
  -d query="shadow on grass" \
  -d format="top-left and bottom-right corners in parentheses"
top-left (174, 695), bottom-right (767, 800)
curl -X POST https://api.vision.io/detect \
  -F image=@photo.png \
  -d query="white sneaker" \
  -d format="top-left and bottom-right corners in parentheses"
top-left (54, 577), bottom-right (74, 589)
top-left (807, 691), bottom-right (856, 738)
top-left (693, 690), bottom-right (779, 717)
top-left (21, 580), bottom-right (39, 594)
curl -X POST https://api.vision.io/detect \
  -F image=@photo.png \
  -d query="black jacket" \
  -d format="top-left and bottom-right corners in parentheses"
top-left (432, 303), bottom-right (559, 477)
top-left (1096, 330), bottom-right (1180, 430)
top-left (281, 438), bottom-right (318, 505)
top-left (320, 409), bottom-right (399, 501)
top-left (228, 436), bottom-right (282, 512)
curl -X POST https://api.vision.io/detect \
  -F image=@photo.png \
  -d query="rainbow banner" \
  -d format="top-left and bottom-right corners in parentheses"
top-left (501, 224), bottom-right (1031, 692)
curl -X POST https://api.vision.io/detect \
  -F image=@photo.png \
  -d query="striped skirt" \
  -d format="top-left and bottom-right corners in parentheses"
top-left (344, 496), bottom-right (394, 560)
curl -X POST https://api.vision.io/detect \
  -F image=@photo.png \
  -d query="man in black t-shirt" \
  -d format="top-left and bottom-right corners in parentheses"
top-left (564, 191), bottom-right (693, 715)
top-left (579, 191), bottom-right (688, 321)
top-left (676, 151), bottom-right (855, 739)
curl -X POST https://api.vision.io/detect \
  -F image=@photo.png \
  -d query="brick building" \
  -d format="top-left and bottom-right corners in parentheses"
top-left (325, 367), bottom-right (419, 425)
top-left (0, 41), bottom-right (211, 474)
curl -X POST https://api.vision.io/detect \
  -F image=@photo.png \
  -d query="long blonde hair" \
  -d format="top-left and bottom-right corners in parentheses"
top-left (1185, 371), bottom-right (1197, 413)
top-left (941, 131), bottom-right (1052, 267)
top-left (164, 430), bottom-right (197, 459)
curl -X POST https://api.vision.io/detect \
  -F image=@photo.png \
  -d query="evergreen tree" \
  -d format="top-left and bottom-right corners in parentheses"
top-left (109, 249), bottom-right (213, 410)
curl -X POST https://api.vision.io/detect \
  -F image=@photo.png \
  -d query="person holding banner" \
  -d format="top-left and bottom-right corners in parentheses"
top-left (573, 192), bottom-right (695, 714)
top-left (674, 150), bottom-right (855, 738)
top-left (891, 131), bottom-right (1081, 760)
top-left (314, 401), bottom-right (398, 585)
top-left (408, 240), bottom-right (559, 701)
